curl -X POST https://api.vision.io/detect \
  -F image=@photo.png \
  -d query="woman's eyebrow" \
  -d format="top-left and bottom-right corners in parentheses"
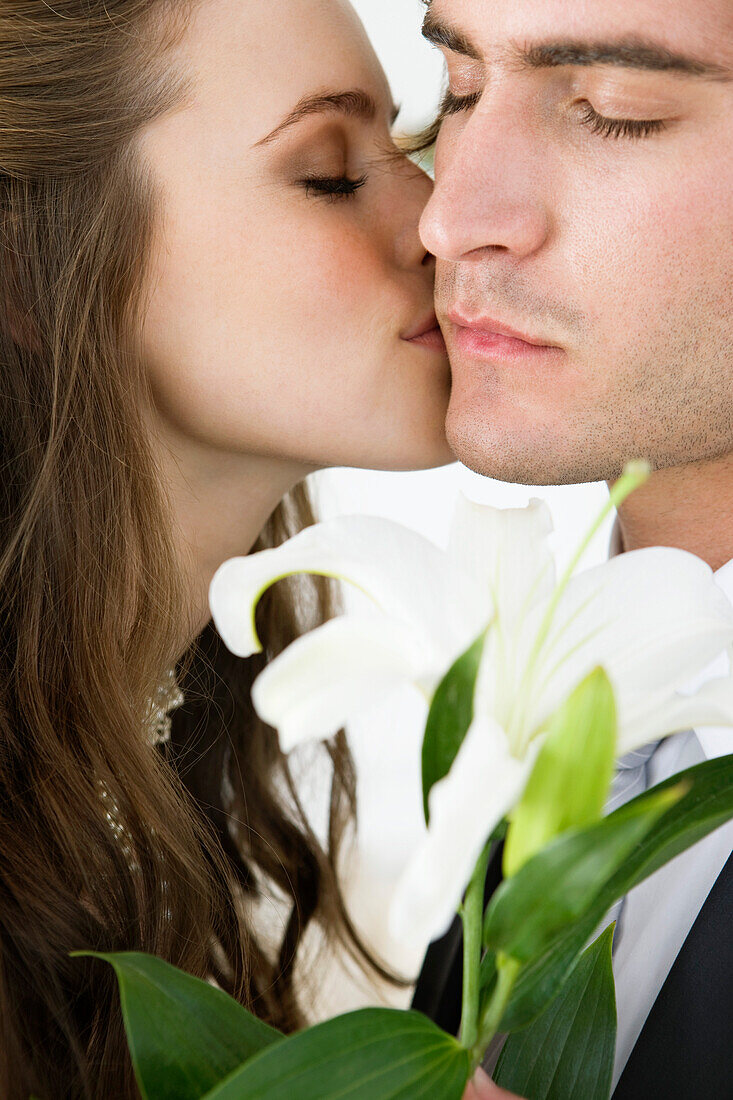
top-left (255, 89), bottom-right (400, 148)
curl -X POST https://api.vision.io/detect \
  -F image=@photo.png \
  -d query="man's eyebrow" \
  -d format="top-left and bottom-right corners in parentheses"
top-left (422, 13), bottom-right (481, 62)
top-left (422, 12), bottom-right (731, 83)
top-left (521, 39), bottom-right (731, 81)
top-left (255, 89), bottom-right (399, 148)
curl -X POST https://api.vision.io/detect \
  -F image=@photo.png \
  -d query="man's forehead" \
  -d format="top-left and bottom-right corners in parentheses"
top-left (424, 0), bottom-right (733, 71)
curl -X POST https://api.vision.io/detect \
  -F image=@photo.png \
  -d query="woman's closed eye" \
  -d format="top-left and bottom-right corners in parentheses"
top-left (298, 173), bottom-right (368, 201)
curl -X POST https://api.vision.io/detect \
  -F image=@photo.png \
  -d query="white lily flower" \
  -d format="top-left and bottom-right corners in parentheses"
top-left (209, 500), bottom-right (525, 749)
top-left (209, 490), bottom-right (733, 954)
top-left (388, 529), bottom-right (733, 948)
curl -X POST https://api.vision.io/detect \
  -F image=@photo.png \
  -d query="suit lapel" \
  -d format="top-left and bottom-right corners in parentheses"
top-left (612, 849), bottom-right (733, 1099)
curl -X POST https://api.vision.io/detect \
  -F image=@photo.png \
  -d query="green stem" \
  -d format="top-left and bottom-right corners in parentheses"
top-left (534, 461), bottom-right (650, 663)
top-left (458, 840), bottom-right (493, 1050)
top-left (469, 954), bottom-right (522, 1073)
top-left (508, 460), bottom-right (650, 754)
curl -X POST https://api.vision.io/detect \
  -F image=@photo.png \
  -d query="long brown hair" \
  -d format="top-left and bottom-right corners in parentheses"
top-left (0, 3), bottom-right (410, 1096)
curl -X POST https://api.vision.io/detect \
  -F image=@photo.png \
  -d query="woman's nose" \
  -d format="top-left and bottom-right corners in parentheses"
top-left (392, 159), bottom-right (439, 271)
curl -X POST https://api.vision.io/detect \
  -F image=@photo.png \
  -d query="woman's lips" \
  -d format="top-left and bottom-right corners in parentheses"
top-left (407, 325), bottom-right (447, 351)
top-left (402, 312), bottom-right (447, 352)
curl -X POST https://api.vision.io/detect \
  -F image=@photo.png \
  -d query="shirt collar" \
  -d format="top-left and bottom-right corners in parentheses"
top-left (608, 516), bottom-right (624, 560)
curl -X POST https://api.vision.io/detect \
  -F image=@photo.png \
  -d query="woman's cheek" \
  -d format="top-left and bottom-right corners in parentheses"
top-left (291, 218), bottom-right (387, 305)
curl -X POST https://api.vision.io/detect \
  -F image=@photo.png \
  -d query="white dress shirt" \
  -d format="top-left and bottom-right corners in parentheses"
top-left (608, 525), bottom-right (733, 1090)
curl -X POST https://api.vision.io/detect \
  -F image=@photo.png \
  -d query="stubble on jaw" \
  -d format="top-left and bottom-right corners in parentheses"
top-left (438, 264), bottom-right (733, 487)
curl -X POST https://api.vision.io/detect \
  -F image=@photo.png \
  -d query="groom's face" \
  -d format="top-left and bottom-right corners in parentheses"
top-left (420, 0), bottom-right (733, 484)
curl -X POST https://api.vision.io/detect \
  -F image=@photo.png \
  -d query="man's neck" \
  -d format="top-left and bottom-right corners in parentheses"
top-left (611, 452), bottom-right (733, 572)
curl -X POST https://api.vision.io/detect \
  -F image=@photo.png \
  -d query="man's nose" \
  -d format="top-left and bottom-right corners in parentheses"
top-left (419, 109), bottom-right (551, 263)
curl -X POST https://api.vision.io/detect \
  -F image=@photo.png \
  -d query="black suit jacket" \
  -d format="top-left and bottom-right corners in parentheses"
top-left (410, 847), bottom-right (733, 1099)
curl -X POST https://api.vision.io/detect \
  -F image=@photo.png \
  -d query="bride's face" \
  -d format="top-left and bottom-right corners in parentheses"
top-left (137, 0), bottom-right (452, 472)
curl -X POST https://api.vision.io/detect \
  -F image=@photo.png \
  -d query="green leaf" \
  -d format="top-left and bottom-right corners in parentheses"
top-left (422, 628), bottom-right (488, 824)
top-left (494, 925), bottom-right (616, 1100)
top-left (504, 667), bottom-right (617, 877)
top-left (199, 1008), bottom-right (470, 1100)
top-left (478, 947), bottom-right (498, 1005)
top-left (484, 783), bottom-right (681, 963)
top-left (71, 951), bottom-right (282, 1100)
top-left (490, 753), bottom-right (733, 1031)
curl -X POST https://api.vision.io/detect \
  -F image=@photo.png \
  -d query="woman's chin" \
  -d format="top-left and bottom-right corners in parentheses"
top-left (357, 432), bottom-right (456, 473)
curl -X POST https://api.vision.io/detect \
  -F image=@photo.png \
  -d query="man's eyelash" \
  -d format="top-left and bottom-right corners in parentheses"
top-left (299, 174), bottom-right (367, 201)
top-left (432, 90), bottom-right (667, 142)
top-left (576, 102), bottom-right (667, 139)
top-left (439, 88), bottom-right (482, 118)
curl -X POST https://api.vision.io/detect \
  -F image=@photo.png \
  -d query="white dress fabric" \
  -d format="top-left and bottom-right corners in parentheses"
top-left (245, 737), bottom-right (419, 1026)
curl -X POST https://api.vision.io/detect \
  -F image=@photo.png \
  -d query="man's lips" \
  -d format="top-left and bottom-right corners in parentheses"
top-left (444, 309), bottom-right (560, 348)
top-left (444, 308), bottom-right (565, 366)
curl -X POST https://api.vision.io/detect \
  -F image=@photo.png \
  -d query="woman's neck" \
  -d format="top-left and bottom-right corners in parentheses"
top-left (149, 420), bottom-right (316, 654)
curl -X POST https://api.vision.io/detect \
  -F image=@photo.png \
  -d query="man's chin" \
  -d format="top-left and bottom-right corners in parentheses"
top-left (445, 415), bottom-right (617, 487)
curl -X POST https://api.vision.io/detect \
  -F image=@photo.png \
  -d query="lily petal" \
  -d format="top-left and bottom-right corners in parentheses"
top-left (252, 614), bottom-right (435, 752)
top-left (209, 515), bottom-right (465, 658)
top-left (448, 494), bottom-right (555, 627)
top-left (617, 675), bottom-right (733, 756)
top-left (387, 715), bottom-right (536, 950)
top-left (527, 547), bottom-right (733, 735)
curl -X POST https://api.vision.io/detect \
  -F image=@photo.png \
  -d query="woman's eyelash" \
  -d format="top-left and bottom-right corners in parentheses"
top-left (577, 101), bottom-right (667, 139)
top-left (299, 174), bottom-right (367, 201)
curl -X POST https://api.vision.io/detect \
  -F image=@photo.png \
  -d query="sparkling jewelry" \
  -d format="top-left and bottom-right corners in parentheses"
top-left (144, 666), bottom-right (184, 748)
top-left (99, 668), bottom-right (184, 870)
